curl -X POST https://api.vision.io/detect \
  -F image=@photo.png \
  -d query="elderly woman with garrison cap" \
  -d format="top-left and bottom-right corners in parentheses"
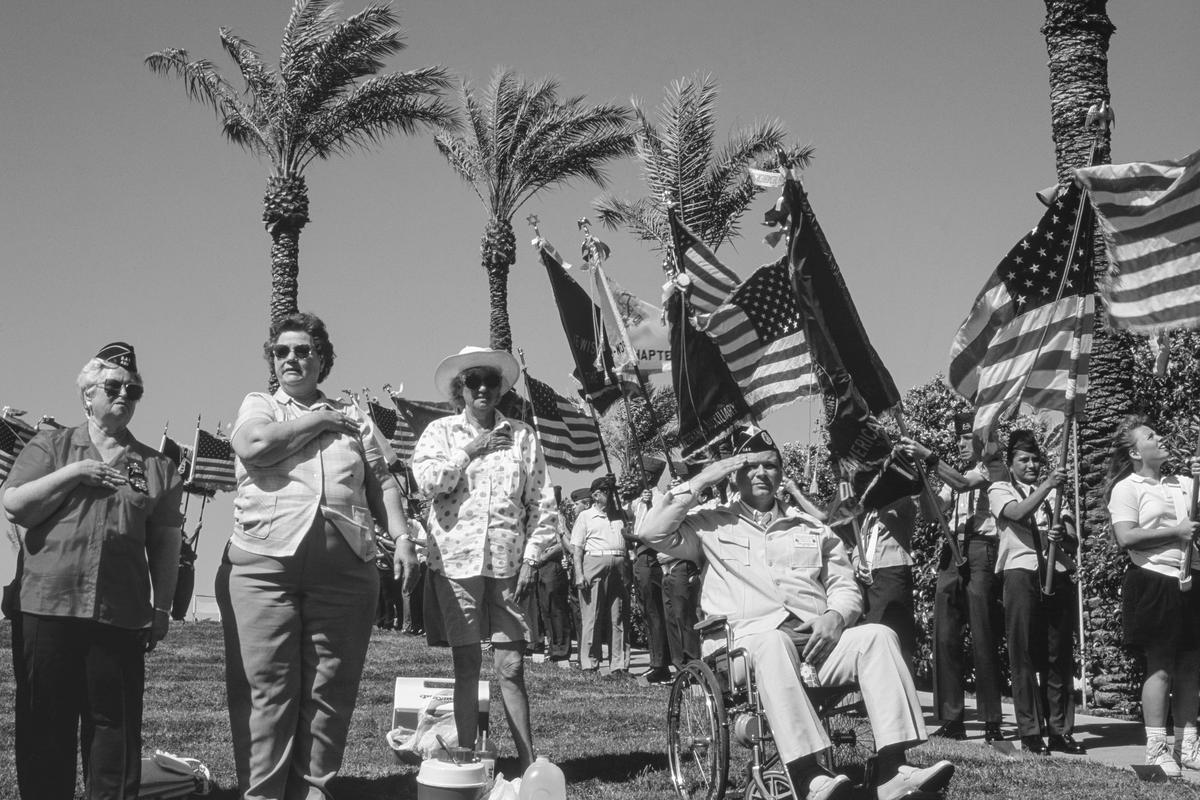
top-left (413, 346), bottom-right (556, 773)
top-left (3, 342), bottom-right (184, 800)
top-left (218, 312), bottom-right (416, 799)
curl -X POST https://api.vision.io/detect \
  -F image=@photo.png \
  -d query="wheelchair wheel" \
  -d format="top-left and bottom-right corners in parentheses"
top-left (667, 661), bottom-right (730, 800)
top-left (744, 752), bottom-right (795, 800)
top-left (823, 690), bottom-right (875, 783)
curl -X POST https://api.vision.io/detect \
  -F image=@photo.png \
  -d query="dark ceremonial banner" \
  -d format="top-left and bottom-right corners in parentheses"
top-left (667, 290), bottom-right (751, 458)
top-left (539, 241), bottom-right (622, 413)
top-left (785, 177), bottom-right (911, 509)
top-left (785, 178), bottom-right (900, 415)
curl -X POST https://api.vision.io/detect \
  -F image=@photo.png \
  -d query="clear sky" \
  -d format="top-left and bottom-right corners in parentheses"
top-left (2, 1), bottom-right (1198, 612)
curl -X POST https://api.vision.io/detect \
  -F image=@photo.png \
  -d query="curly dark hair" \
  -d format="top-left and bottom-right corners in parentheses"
top-left (263, 311), bottom-right (335, 383)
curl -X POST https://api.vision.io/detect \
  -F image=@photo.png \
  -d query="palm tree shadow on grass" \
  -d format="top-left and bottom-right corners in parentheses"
top-left (557, 751), bottom-right (669, 783)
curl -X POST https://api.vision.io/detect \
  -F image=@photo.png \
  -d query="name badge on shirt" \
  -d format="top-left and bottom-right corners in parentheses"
top-left (793, 532), bottom-right (820, 548)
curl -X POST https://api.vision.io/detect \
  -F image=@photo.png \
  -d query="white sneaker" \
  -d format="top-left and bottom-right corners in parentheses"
top-left (876, 761), bottom-right (956, 800)
top-left (1176, 737), bottom-right (1200, 771)
top-left (1148, 738), bottom-right (1182, 778)
top-left (805, 772), bottom-right (852, 800)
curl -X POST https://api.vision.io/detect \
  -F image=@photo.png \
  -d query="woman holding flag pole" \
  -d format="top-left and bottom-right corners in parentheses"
top-left (1104, 416), bottom-right (1200, 777)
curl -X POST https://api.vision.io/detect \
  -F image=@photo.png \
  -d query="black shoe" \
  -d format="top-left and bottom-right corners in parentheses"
top-left (1021, 735), bottom-right (1049, 755)
top-left (640, 667), bottom-right (674, 685)
top-left (931, 721), bottom-right (967, 741)
top-left (1047, 733), bottom-right (1086, 755)
top-left (984, 722), bottom-right (1008, 743)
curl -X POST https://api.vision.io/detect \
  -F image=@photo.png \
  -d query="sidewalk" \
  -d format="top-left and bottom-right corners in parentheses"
top-left (919, 690), bottom-right (1198, 783)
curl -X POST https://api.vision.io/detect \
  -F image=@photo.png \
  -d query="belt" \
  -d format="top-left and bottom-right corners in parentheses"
top-left (586, 549), bottom-right (626, 557)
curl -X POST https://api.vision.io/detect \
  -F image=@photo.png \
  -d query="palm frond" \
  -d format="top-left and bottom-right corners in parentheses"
top-left (279, 0), bottom-right (342, 80)
top-left (593, 195), bottom-right (668, 250)
top-left (145, 49), bottom-right (270, 155)
top-left (302, 68), bottom-right (458, 164)
top-left (288, 3), bottom-right (404, 116)
top-left (433, 133), bottom-right (484, 196)
top-left (218, 28), bottom-right (283, 120)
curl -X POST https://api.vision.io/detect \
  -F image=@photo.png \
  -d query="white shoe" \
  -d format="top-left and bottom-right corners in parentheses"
top-left (876, 761), bottom-right (955, 800)
top-left (1148, 738), bottom-right (1182, 778)
top-left (805, 772), bottom-right (852, 800)
top-left (1179, 737), bottom-right (1200, 770)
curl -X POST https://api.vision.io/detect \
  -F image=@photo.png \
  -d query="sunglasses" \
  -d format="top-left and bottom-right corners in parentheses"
top-left (99, 380), bottom-right (144, 401)
top-left (464, 373), bottom-right (502, 391)
top-left (271, 344), bottom-right (314, 360)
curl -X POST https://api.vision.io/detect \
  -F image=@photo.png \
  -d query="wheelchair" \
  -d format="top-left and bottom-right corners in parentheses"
top-left (667, 616), bottom-right (875, 800)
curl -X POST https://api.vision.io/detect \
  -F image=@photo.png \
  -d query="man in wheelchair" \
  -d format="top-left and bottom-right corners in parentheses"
top-left (639, 427), bottom-right (954, 800)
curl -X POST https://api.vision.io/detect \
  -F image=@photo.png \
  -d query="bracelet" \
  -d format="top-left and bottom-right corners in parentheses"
top-left (523, 558), bottom-right (539, 568)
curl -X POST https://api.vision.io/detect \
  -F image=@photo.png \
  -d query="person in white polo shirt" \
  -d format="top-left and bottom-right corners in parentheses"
top-left (572, 476), bottom-right (633, 674)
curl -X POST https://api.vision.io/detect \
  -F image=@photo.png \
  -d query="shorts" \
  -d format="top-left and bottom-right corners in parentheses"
top-left (429, 571), bottom-right (530, 648)
top-left (1122, 565), bottom-right (1200, 652)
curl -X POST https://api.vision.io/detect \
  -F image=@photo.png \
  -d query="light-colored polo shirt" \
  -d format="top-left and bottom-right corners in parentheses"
top-left (1108, 472), bottom-right (1197, 577)
top-left (571, 506), bottom-right (628, 553)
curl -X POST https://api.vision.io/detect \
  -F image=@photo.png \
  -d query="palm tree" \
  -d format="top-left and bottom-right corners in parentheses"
top-left (594, 74), bottom-right (811, 259)
top-left (1042, 0), bottom-right (1137, 714)
top-left (146, 0), bottom-right (457, 336)
top-left (433, 69), bottom-right (636, 353)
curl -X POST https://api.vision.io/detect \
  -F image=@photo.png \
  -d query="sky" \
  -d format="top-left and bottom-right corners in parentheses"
top-left (2, 0), bottom-right (1198, 614)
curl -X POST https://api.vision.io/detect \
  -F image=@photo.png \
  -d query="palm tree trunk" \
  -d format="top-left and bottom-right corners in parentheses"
top-left (263, 174), bottom-right (311, 389)
top-left (482, 217), bottom-right (517, 352)
top-left (1043, 0), bottom-right (1138, 714)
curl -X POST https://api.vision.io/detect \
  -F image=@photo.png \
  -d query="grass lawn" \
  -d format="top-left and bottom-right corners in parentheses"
top-left (0, 619), bottom-right (1194, 800)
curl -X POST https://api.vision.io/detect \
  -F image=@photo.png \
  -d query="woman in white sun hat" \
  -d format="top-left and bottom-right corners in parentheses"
top-left (413, 346), bottom-right (557, 773)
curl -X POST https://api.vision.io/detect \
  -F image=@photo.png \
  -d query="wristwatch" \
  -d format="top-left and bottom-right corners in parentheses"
top-left (523, 557), bottom-right (539, 568)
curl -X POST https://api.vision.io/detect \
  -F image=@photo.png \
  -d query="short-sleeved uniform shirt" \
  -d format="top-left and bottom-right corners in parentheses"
top-left (571, 506), bottom-right (628, 553)
top-left (938, 465), bottom-right (995, 540)
top-left (7, 425), bottom-right (184, 629)
top-left (988, 480), bottom-right (1068, 574)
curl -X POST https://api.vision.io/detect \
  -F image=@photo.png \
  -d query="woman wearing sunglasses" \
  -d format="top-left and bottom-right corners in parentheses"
top-left (216, 312), bottom-right (416, 798)
top-left (3, 342), bottom-right (184, 799)
top-left (412, 346), bottom-right (558, 774)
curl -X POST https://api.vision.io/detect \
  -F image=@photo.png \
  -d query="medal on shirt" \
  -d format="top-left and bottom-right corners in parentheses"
top-left (126, 460), bottom-right (149, 495)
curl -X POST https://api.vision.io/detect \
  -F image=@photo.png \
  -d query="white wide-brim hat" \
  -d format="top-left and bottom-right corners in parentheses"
top-left (434, 346), bottom-right (520, 397)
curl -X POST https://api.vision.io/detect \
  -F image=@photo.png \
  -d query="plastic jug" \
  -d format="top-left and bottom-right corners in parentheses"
top-left (518, 755), bottom-right (566, 800)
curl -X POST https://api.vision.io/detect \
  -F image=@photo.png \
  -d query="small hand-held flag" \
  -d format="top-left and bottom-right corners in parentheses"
top-left (188, 428), bottom-right (236, 492)
top-left (523, 371), bottom-right (604, 473)
top-left (0, 415), bottom-right (37, 484)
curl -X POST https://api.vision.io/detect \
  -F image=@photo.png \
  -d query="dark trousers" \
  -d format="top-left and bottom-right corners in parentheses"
top-left (401, 562), bottom-right (426, 632)
top-left (633, 552), bottom-right (670, 669)
top-left (861, 564), bottom-right (916, 672)
top-left (1003, 568), bottom-right (1076, 737)
top-left (662, 560), bottom-right (701, 668)
top-left (933, 538), bottom-right (1004, 724)
top-left (20, 614), bottom-right (145, 800)
top-left (537, 561), bottom-right (571, 659)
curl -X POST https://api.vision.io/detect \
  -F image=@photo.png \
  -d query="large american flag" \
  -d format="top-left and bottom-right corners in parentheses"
top-left (706, 258), bottom-right (816, 419)
top-left (368, 400), bottom-right (413, 462)
top-left (0, 417), bottom-right (37, 484)
top-left (524, 373), bottom-right (603, 472)
top-left (669, 212), bottom-right (741, 327)
top-left (948, 182), bottom-right (1095, 441)
top-left (188, 428), bottom-right (236, 492)
top-left (1075, 147), bottom-right (1200, 332)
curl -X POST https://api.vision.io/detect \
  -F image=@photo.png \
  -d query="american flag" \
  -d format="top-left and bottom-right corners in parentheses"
top-left (669, 211), bottom-right (741, 327)
top-left (524, 373), bottom-right (603, 473)
top-left (706, 258), bottom-right (816, 419)
top-left (948, 182), bottom-right (1095, 441)
top-left (1075, 147), bottom-right (1200, 332)
top-left (188, 428), bottom-right (236, 492)
top-left (368, 400), bottom-right (414, 462)
top-left (392, 397), bottom-right (453, 463)
top-left (0, 417), bottom-right (37, 484)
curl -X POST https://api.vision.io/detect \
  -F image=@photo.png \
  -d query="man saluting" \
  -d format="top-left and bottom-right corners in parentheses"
top-left (638, 426), bottom-right (955, 800)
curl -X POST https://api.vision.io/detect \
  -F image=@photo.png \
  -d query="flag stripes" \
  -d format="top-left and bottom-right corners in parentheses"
top-left (368, 400), bottom-right (414, 462)
top-left (706, 259), bottom-right (817, 419)
top-left (189, 428), bottom-right (236, 491)
top-left (670, 214), bottom-right (741, 324)
top-left (948, 182), bottom-right (1094, 442)
top-left (524, 373), bottom-right (603, 473)
top-left (1076, 148), bottom-right (1200, 331)
top-left (0, 418), bottom-right (37, 484)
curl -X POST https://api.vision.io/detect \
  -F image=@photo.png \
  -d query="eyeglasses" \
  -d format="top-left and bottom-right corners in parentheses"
top-left (99, 380), bottom-right (144, 401)
top-left (271, 344), bottom-right (314, 360)
top-left (464, 373), bottom-right (502, 391)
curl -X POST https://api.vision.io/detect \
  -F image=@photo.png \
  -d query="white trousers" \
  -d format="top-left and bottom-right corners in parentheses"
top-left (734, 623), bottom-right (926, 762)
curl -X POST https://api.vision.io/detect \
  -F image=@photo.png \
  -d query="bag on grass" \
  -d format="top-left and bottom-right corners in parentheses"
top-left (137, 749), bottom-right (212, 798)
top-left (386, 694), bottom-right (459, 763)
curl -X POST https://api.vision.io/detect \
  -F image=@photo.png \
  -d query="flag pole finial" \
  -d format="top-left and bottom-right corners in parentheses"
top-left (525, 213), bottom-right (541, 238)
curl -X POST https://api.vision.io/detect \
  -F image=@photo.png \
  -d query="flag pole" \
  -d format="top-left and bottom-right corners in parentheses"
top-left (1072, 421), bottom-right (1089, 710)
